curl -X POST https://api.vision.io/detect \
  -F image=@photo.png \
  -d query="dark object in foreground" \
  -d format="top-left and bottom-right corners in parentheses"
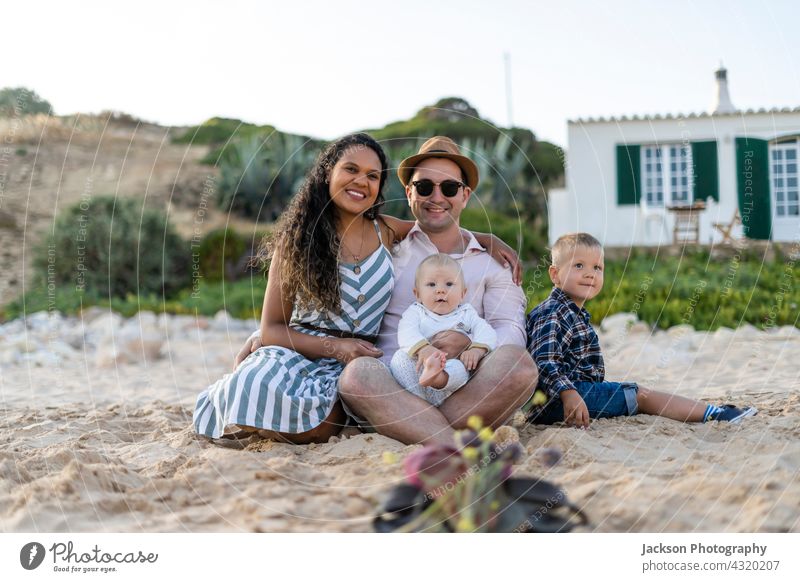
top-left (374, 477), bottom-right (588, 533)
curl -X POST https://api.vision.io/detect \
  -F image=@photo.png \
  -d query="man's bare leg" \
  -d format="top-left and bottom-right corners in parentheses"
top-left (440, 345), bottom-right (537, 429)
top-left (338, 357), bottom-right (455, 445)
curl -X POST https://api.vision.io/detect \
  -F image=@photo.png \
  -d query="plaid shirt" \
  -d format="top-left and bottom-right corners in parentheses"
top-left (526, 287), bottom-right (605, 397)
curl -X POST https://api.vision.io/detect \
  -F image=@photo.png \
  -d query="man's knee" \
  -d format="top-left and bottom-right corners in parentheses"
top-left (338, 357), bottom-right (386, 400)
top-left (490, 345), bottom-right (537, 398)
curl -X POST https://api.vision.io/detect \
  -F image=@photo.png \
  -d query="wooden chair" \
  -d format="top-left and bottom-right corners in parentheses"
top-left (712, 209), bottom-right (741, 244)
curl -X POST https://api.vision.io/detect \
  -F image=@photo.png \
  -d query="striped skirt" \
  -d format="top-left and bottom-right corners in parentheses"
top-left (193, 344), bottom-right (344, 438)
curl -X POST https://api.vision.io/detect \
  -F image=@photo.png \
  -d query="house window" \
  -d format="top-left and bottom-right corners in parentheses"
top-left (642, 144), bottom-right (693, 206)
top-left (771, 141), bottom-right (799, 217)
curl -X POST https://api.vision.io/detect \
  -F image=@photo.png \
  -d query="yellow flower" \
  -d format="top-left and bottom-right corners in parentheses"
top-left (478, 427), bottom-right (494, 442)
top-left (467, 415), bottom-right (483, 431)
top-left (490, 500), bottom-right (501, 510)
top-left (462, 447), bottom-right (479, 461)
top-left (382, 451), bottom-right (399, 465)
top-left (456, 516), bottom-right (476, 532)
top-left (532, 390), bottom-right (547, 406)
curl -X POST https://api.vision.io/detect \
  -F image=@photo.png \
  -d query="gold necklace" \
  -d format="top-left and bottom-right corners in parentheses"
top-left (340, 220), bottom-right (369, 274)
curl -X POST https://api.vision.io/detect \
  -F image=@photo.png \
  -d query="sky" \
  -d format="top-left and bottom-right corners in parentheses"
top-left (4, 0), bottom-right (799, 147)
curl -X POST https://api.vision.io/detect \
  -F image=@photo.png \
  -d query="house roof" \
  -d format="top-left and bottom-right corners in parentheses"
top-left (569, 107), bottom-right (800, 124)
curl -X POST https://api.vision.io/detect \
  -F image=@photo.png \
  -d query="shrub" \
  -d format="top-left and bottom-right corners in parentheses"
top-left (0, 87), bottom-right (52, 117)
top-left (173, 117), bottom-right (274, 145)
top-left (35, 196), bottom-right (190, 299)
top-left (197, 228), bottom-right (247, 282)
top-left (460, 207), bottom-right (547, 264)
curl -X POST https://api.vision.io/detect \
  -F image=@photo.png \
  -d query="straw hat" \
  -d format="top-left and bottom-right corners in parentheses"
top-left (397, 136), bottom-right (479, 190)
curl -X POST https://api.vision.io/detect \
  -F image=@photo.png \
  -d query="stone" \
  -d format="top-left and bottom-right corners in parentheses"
top-left (600, 312), bottom-right (638, 334)
top-left (665, 324), bottom-right (695, 338)
top-left (87, 312), bottom-right (124, 340)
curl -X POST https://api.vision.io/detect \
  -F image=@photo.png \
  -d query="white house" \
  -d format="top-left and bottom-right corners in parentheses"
top-left (549, 68), bottom-right (800, 246)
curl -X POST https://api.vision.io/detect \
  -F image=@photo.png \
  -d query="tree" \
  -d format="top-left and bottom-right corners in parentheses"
top-left (0, 87), bottom-right (52, 117)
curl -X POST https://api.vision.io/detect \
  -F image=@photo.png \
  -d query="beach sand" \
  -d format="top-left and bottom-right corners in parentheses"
top-left (1, 311), bottom-right (798, 532)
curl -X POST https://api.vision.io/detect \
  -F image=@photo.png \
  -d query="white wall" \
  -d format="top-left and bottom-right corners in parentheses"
top-left (550, 112), bottom-right (800, 246)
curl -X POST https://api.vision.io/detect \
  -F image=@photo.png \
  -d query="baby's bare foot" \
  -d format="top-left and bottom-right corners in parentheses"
top-left (419, 352), bottom-right (448, 388)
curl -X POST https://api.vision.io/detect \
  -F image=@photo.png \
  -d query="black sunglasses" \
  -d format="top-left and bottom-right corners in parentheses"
top-left (411, 179), bottom-right (465, 198)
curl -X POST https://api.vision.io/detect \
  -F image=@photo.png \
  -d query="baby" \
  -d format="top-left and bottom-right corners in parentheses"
top-left (390, 253), bottom-right (497, 407)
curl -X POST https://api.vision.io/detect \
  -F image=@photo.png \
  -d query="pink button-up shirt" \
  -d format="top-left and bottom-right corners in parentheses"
top-left (377, 223), bottom-right (527, 364)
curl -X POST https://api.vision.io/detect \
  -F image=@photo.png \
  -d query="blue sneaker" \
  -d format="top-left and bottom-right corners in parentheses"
top-left (710, 405), bottom-right (758, 424)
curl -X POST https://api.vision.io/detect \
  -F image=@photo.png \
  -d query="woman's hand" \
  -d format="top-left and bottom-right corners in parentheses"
top-left (486, 235), bottom-right (522, 285)
top-left (234, 333), bottom-right (262, 369)
top-left (473, 232), bottom-right (522, 285)
top-left (327, 338), bottom-right (383, 364)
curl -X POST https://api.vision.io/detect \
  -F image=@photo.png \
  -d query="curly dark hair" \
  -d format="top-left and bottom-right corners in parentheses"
top-left (256, 133), bottom-right (390, 314)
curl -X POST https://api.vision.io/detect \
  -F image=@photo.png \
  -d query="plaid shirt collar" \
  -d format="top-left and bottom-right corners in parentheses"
top-left (549, 287), bottom-right (592, 322)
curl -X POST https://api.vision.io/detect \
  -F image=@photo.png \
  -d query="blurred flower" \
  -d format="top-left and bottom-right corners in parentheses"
top-left (467, 415), bottom-right (484, 431)
top-left (382, 451), bottom-right (399, 465)
top-left (539, 447), bottom-right (563, 468)
top-left (403, 444), bottom-right (465, 493)
top-left (456, 515), bottom-right (476, 532)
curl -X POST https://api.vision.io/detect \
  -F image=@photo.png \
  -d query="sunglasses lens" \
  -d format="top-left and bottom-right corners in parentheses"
top-left (441, 181), bottom-right (461, 197)
top-left (414, 180), bottom-right (434, 196)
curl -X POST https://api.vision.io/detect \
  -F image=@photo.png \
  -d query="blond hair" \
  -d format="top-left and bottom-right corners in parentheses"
top-left (550, 233), bottom-right (603, 267)
top-left (415, 253), bottom-right (466, 288)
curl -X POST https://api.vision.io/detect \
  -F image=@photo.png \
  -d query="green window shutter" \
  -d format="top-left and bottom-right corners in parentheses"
top-left (735, 137), bottom-right (772, 240)
top-left (691, 141), bottom-right (719, 202)
top-left (616, 144), bottom-right (641, 205)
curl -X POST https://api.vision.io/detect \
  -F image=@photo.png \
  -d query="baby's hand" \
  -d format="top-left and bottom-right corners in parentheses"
top-left (459, 347), bottom-right (488, 371)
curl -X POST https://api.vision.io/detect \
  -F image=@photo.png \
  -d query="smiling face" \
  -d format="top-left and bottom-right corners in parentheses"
top-left (406, 157), bottom-right (470, 234)
top-left (327, 146), bottom-right (382, 219)
top-left (414, 262), bottom-right (467, 315)
top-left (548, 244), bottom-right (605, 307)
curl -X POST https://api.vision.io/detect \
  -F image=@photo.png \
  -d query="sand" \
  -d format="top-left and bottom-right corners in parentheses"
top-left (1, 311), bottom-right (799, 532)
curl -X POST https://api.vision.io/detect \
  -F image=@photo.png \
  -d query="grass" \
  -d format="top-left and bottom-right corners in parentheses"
top-left (5, 247), bottom-right (798, 332)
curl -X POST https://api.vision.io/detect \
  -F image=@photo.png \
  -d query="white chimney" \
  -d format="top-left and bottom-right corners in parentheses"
top-left (712, 65), bottom-right (736, 114)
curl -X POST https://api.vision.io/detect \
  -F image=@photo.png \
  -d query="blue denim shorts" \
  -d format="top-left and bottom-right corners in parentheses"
top-left (528, 381), bottom-right (639, 425)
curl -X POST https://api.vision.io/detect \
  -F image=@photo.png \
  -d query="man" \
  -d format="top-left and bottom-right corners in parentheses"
top-left (337, 137), bottom-right (536, 445)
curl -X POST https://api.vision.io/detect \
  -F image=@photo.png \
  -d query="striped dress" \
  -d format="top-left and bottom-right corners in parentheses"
top-left (193, 221), bottom-right (394, 438)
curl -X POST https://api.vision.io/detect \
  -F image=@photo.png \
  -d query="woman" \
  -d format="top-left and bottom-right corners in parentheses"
top-left (193, 133), bottom-right (518, 444)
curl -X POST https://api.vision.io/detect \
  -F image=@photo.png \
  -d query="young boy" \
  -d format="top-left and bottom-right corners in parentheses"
top-left (526, 233), bottom-right (757, 428)
top-left (390, 253), bottom-right (497, 407)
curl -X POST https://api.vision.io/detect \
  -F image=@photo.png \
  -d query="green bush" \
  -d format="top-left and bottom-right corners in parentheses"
top-left (523, 250), bottom-right (800, 331)
top-left (35, 196), bottom-right (190, 299)
top-left (0, 86), bottom-right (52, 116)
top-left (2, 277), bottom-right (267, 321)
top-left (197, 228), bottom-right (247, 281)
top-left (173, 117), bottom-right (274, 145)
top-left (460, 207), bottom-right (547, 264)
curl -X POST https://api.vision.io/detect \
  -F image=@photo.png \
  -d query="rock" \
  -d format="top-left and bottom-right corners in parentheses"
top-left (0, 318), bottom-right (26, 337)
top-left (79, 306), bottom-right (110, 324)
top-left (87, 312), bottom-right (124, 340)
top-left (628, 322), bottom-right (651, 335)
top-left (25, 311), bottom-right (64, 333)
top-left (666, 324), bottom-right (694, 338)
top-left (210, 310), bottom-right (233, 332)
top-left (1, 333), bottom-right (39, 353)
top-left (600, 312), bottom-right (638, 334)
top-left (734, 324), bottom-right (761, 338)
top-left (772, 326), bottom-right (800, 338)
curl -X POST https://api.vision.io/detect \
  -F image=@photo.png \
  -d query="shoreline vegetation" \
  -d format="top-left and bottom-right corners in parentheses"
top-left (4, 245), bottom-right (798, 332)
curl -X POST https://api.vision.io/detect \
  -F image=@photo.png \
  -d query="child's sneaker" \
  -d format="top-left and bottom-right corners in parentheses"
top-left (710, 405), bottom-right (758, 424)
